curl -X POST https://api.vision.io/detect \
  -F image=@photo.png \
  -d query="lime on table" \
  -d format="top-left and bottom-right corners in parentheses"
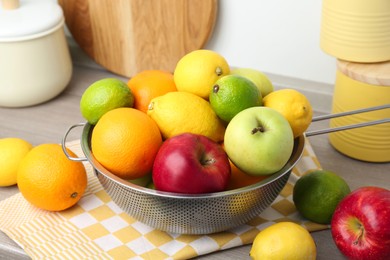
top-left (80, 78), bottom-right (134, 124)
top-left (250, 222), bottom-right (317, 260)
top-left (293, 169), bottom-right (351, 224)
top-left (209, 74), bottom-right (262, 123)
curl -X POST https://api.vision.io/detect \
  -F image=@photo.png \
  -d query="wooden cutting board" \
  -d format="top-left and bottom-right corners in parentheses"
top-left (59, 0), bottom-right (218, 78)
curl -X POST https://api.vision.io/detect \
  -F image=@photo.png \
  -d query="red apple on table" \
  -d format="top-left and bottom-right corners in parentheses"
top-left (331, 186), bottom-right (390, 260)
top-left (152, 133), bottom-right (231, 194)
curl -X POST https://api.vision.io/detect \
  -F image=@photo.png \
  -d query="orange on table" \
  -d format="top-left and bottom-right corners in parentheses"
top-left (227, 160), bottom-right (267, 190)
top-left (91, 107), bottom-right (162, 180)
top-left (127, 70), bottom-right (177, 113)
top-left (17, 144), bottom-right (87, 212)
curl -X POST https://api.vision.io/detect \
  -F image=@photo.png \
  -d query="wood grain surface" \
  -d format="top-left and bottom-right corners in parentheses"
top-left (59, 0), bottom-right (218, 78)
top-left (337, 59), bottom-right (390, 86)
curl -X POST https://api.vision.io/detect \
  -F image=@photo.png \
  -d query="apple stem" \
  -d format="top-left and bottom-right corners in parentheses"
top-left (251, 126), bottom-right (264, 134)
top-left (353, 223), bottom-right (364, 245)
top-left (213, 85), bottom-right (220, 93)
top-left (201, 157), bottom-right (216, 166)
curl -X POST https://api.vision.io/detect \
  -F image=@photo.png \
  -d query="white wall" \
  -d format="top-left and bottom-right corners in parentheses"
top-left (206, 0), bottom-right (337, 86)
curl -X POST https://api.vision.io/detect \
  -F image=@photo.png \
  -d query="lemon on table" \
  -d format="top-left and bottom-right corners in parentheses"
top-left (174, 49), bottom-right (230, 99)
top-left (231, 67), bottom-right (274, 97)
top-left (293, 170), bottom-right (351, 224)
top-left (80, 78), bottom-right (134, 124)
top-left (0, 138), bottom-right (33, 186)
top-left (17, 144), bottom-right (87, 211)
top-left (250, 222), bottom-right (317, 260)
top-left (263, 88), bottom-right (313, 137)
top-left (209, 74), bottom-right (262, 123)
top-left (147, 91), bottom-right (225, 142)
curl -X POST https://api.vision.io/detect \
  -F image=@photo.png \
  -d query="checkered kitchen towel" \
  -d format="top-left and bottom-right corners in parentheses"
top-left (0, 138), bottom-right (326, 259)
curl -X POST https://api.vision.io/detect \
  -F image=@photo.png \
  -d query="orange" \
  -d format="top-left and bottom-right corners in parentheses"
top-left (227, 160), bottom-right (267, 190)
top-left (127, 70), bottom-right (177, 113)
top-left (222, 142), bottom-right (267, 190)
top-left (17, 144), bottom-right (87, 211)
top-left (91, 107), bottom-right (162, 179)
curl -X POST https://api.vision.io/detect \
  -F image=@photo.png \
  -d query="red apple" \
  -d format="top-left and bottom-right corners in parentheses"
top-left (331, 186), bottom-right (390, 260)
top-left (152, 133), bottom-right (231, 194)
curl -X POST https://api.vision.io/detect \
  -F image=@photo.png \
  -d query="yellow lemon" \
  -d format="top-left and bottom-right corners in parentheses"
top-left (263, 89), bottom-right (313, 137)
top-left (174, 49), bottom-right (230, 99)
top-left (0, 138), bottom-right (33, 186)
top-left (147, 91), bottom-right (225, 142)
top-left (250, 222), bottom-right (317, 260)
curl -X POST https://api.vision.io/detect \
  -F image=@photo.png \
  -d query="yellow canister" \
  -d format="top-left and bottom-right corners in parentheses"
top-left (320, 0), bottom-right (390, 62)
top-left (329, 60), bottom-right (390, 162)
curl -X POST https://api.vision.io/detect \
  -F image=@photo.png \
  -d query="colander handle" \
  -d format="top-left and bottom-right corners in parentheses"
top-left (61, 123), bottom-right (88, 162)
top-left (306, 104), bottom-right (390, 137)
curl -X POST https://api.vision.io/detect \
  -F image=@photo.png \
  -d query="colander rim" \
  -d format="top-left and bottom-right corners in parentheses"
top-left (80, 122), bottom-right (305, 199)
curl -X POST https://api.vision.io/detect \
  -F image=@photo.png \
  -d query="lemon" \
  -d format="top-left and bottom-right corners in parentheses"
top-left (80, 78), bottom-right (134, 124)
top-left (147, 91), bottom-right (225, 142)
top-left (293, 170), bottom-right (350, 224)
top-left (0, 138), bottom-right (33, 186)
top-left (231, 67), bottom-right (274, 97)
top-left (174, 49), bottom-right (230, 99)
top-left (250, 222), bottom-right (317, 260)
top-left (263, 89), bottom-right (313, 138)
top-left (209, 75), bottom-right (262, 123)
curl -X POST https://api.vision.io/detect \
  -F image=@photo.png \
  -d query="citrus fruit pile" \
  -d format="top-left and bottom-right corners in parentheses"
top-left (79, 49), bottom-right (313, 192)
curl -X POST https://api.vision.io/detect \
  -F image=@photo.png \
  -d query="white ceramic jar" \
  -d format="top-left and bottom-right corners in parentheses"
top-left (0, 0), bottom-right (72, 107)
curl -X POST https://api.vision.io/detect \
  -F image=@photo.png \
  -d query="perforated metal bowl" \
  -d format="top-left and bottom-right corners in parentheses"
top-left (63, 122), bottom-right (305, 235)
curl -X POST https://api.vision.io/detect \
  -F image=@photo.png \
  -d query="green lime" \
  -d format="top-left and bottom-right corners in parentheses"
top-left (293, 170), bottom-right (351, 224)
top-left (80, 78), bottom-right (134, 124)
top-left (209, 75), bottom-right (262, 122)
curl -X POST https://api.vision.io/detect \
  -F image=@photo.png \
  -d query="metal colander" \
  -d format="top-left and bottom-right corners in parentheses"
top-left (63, 123), bottom-right (305, 234)
top-left (63, 104), bottom-right (390, 234)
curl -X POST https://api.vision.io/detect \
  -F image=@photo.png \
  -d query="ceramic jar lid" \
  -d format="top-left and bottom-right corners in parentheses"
top-left (0, 0), bottom-right (63, 40)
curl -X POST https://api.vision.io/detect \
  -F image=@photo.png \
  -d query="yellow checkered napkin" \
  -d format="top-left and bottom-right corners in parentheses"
top-left (0, 139), bottom-right (327, 259)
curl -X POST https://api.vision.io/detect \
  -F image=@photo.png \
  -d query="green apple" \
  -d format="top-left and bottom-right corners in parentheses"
top-left (224, 107), bottom-right (294, 175)
top-left (231, 68), bottom-right (274, 97)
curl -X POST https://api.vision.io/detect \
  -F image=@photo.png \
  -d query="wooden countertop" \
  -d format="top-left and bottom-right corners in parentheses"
top-left (0, 64), bottom-right (389, 260)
